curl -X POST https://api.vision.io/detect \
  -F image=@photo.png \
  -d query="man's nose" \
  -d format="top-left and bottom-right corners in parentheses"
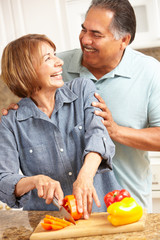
top-left (81, 32), bottom-right (93, 45)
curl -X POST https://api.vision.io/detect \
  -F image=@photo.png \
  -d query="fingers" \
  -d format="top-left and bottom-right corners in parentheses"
top-left (94, 110), bottom-right (107, 119)
top-left (75, 192), bottom-right (89, 220)
top-left (94, 93), bottom-right (105, 104)
top-left (1, 104), bottom-right (19, 116)
top-left (34, 175), bottom-right (63, 205)
top-left (74, 189), bottom-right (98, 220)
top-left (82, 194), bottom-right (88, 219)
top-left (92, 189), bottom-right (101, 208)
top-left (87, 194), bottom-right (93, 215)
top-left (92, 99), bottom-right (109, 113)
top-left (1, 108), bottom-right (9, 116)
top-left (54, 183), bottom-right (64, 205)
top-left (45, 181), bottom-right (64, 205)
top-left (8, 103), bottom-right (19, 110)
top-left (37, 184), bottom-right (45, 198)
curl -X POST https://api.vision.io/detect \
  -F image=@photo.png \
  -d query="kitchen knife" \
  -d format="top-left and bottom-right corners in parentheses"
top-left (53, 197), bottom-right (76, 225)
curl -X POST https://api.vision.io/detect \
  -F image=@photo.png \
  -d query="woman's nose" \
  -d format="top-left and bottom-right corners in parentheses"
top-left (54, 57), bottom-right (64, 67)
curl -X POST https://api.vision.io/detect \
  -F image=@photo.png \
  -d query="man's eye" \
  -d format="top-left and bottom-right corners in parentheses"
top-left (94, 34), bottom-right (102, 38)
top-left (81, 28), bottom-right (86, 33)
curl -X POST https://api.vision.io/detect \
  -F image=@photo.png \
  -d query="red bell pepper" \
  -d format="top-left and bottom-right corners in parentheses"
top-left (104, 189), bottom-right (131, 208)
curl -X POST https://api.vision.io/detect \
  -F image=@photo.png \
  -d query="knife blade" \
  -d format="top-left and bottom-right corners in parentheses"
top-left (52, 197), bottom-right (76, 225)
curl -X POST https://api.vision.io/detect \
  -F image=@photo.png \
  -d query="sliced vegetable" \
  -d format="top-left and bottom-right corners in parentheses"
top-left (45, 215), bottom-right (71, 226)
top-left (41, 223), bottom-right (52, 230)
top-left (63, 195), bottom-right (82, 220)
top-left (41, 214), bottom-right (71, 231)
top-left (104, 189), bottom-right (131, 207)
top-left (43, 218), bottom-right (69, 227)
top-left (107, 197), bottom-right (143, 226)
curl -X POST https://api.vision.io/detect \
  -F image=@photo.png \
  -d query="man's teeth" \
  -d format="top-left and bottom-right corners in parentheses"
top-left (84, 48), bottom-right (96, 52)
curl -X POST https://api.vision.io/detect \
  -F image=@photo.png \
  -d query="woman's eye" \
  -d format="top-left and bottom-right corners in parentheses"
top-left (45, 56), bottom-right (51, 62)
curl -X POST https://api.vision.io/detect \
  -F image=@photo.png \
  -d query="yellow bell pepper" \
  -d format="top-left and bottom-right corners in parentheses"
top-left (107, 197), bottom-right (143, 226)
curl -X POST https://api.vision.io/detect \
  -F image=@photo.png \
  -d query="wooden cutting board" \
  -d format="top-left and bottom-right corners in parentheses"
top-left (30, 210), bottom-right (147, 240)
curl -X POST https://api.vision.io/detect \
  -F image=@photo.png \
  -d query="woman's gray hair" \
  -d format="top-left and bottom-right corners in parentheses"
top-left (87, 0), bottom-right (136, 44)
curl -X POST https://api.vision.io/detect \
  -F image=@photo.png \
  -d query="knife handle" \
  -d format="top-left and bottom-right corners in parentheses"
top-left (52, 197), bottom-right (61, 210)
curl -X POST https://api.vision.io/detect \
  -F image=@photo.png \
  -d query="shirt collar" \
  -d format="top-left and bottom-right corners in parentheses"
top-left (17, 84), bottom-right (78, 121)
top-left (112, 46), bottom-right (132, 79)
top-left (94, 46), bottom-right (132, 80)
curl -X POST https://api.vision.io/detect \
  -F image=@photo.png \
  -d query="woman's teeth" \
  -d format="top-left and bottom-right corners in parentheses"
top-left (51, 71), bottom-right (62, 77)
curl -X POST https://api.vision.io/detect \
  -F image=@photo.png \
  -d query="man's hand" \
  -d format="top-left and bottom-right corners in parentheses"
top-left (93, 93), bottom-right (160, 151)
top-left (1, 103), bottom-right (19, 116)
top-left (92, 93), bottom-right (119, 140)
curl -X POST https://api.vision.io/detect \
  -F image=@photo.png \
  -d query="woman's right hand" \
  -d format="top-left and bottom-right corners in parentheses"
top-left (1, 103), bottom-right (19, 116)
top-left (33, 175), bottom-right (64, 205)
top-left (15, 175), bottom-right (64, 205)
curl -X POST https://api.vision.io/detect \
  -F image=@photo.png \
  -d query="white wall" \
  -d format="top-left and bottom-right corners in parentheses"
top-left (0, 0), bottom-right (71, 67)
top-left (0, 0), bottom-right (160, 71)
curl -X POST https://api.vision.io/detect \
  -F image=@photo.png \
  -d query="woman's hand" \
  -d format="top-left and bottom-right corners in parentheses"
top-left (1, 103), bottom-right (19, 116)
top-left (33, 175), bottom-right (64, 205)
top-left (15, 175), bottom-right (64, 205)
top-left (73, 174), bottom-right (100, 220)
top-left (92, 93), bottom-right (119, 140)
top-left (72, 152), bottom-right (102, 219)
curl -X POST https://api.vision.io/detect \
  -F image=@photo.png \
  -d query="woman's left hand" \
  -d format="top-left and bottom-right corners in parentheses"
top-left (73, 175), bottom-right (100, 219)
top-left (72, 152), bottom-right (102, 219)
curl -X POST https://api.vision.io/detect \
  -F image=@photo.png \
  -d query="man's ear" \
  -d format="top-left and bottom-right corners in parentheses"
top-left (120, 34), bottom-right (131, 50)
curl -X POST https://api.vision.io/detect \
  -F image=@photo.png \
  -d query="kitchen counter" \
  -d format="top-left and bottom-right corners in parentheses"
top-left (0, 210), bottom-right (160, 240)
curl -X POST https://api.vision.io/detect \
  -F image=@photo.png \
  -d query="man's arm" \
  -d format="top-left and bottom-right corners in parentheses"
top-left (93, 93), bottom-right (160, 151)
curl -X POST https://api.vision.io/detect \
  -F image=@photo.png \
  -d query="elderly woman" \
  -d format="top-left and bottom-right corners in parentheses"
top-left (0, 34), bottom-right (121, 219)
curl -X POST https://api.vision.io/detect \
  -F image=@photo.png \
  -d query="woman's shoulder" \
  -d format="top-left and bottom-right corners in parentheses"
top-left (0, 98), bottom-right (28, 128)
top-left (65, 77), bottom-right (96, 92)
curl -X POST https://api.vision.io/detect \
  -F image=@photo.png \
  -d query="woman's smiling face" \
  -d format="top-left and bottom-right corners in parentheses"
top-left (35, 42), bottom-right (64, 91)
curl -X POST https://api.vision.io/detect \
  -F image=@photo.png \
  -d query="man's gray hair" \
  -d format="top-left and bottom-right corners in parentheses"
top-left (87, 0), bottom-right (136, 44)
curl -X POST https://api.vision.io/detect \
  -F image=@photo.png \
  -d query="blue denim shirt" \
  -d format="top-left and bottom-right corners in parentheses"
top-left (0, 77), bottom-right (121, 211)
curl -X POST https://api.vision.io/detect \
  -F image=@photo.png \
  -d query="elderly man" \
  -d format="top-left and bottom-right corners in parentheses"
top-left (57, 0), bottom-right (160, 212)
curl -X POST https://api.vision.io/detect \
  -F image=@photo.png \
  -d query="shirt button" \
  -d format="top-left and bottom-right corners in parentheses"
top-left (29, 149), bottom-right (33, 153)
top-left (103, 137), bottom-right (106, 141)
top-left (68, 172), bottom-right (72, 176)
top-left (79, 126), bottom-right (82, 130)
top-left (60, 148), bottom-right (64, 152)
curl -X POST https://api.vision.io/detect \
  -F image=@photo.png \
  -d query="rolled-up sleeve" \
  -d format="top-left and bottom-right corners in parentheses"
top-left (82, 79), bottom-right (115, 171)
